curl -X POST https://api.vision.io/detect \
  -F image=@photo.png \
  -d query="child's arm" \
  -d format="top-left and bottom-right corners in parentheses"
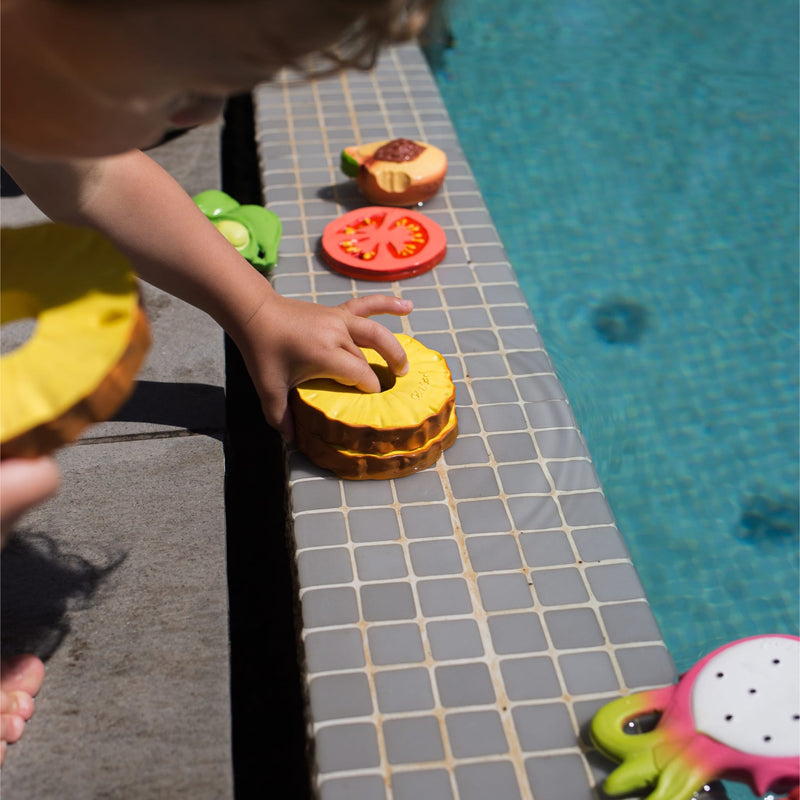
top-left (2, 148), bottom-right (412, 441)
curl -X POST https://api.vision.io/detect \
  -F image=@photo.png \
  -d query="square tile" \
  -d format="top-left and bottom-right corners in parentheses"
top-left (374, 668), bottom-right (435, 713)
top-left (305, 628), bottom-right (366, 673)
top-left (309, 672), bottom-right (373, 721)
top-left (466, 535), bottom-right (523, 572)
top-left (500, 656), bottom-right (562, 701)
top-left (435, 663), bottom-right (496, 707)
top-left (544, 608), bottom-right (605, 649)
top-left (361, 583), bottom-right (417, 621)
top-left (319, 775), bottom-right (386, 800)
top-left (384, 717), bottom-right (445, 765)
top-left (315, 723), bottom-right (380, 773)
top-left (445, 710), bottom-right (508, 757)
top-left (477, 574), bottom-right (534, 612)
top-left (400, 504), bottom-right (455, 539)
top-left (367, 624), bottom-right (426, 666)
top-left (302, 587), bottom-right (359, 628)
top-left (487, 612), bottom-right (547, 654)
top-left (558, 651), bottom-right (619, 695)
top-left (454, 762), bottom-right (521, 800)
top-left (391, 769), bottom-right (453, 800)
top-left (426, 619), bottom-right (484, 659)
top-left (355, 544), bottom-right (408, 581)
top-left (531, 567), bottom-right (589, 606)
top-left (319, 776), bottom-right (386, 800)
top-left (512, 703), bottom-right (575, 751)
top-left (349, 508), bottom-right (401, 543)
top-left (417, 578), bottom-right (474, 617)
top-left (498, 463), bottom-right (550, 495)
top-left (408, 540), bottom-right (463, 576)
top-left (519, 531), bottom-right (576, 567)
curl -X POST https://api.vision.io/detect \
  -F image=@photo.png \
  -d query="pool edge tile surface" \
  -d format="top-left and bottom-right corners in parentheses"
top-left (255, 43), bottom-right (677, 800)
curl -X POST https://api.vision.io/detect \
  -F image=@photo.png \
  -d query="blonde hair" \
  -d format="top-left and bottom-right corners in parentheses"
top-left (301, 0), bottom-right (439, 75)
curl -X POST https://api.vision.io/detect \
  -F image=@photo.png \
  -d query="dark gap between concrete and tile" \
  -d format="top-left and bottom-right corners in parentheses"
top-left (221, 93), bottom-right (314, 799)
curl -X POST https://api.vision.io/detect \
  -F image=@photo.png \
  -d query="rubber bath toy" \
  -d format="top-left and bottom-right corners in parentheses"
top-left (291, 334), bottom-right (457, 479)
top-left (194, 189), bottom-right (281, 273)
top-left (1, 224), bottom-right (151, 457)
top-left (590, 634), bottom-right (800, 800)
top-left (321, 206), bottom-right (446, 281)
top-left (341, 138), bottom-right (447, 206)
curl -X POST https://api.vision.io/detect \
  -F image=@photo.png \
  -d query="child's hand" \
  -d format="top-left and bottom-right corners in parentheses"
top-left (0, 457), bottom-right (61, 546)
top-left (236, 292), bottom-right (413, 442)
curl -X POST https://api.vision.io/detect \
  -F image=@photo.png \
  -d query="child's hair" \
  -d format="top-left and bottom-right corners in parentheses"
top-left (302, 0), bottom-right (439, 75)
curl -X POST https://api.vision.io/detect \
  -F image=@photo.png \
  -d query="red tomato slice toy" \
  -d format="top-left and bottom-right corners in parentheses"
top-left (321, 207), bottom-right (447, 281)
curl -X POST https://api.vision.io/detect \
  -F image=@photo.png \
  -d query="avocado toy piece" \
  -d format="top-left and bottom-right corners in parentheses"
top-left (340, 138), bottom-right (447, 206)
top-left (193, 190), bottom-right (282, 273)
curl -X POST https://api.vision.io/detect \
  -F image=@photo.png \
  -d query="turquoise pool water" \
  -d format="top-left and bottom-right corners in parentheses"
top-left (429, 0), bottom-right (798, 697)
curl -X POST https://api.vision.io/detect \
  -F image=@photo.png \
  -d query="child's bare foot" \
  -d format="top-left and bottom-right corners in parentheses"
top-left (0, 654), bottom-right (45, 765)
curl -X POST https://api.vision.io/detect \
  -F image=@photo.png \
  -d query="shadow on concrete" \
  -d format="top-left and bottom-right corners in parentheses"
top-left (222, 92), bottom-right (313, 800)
top-left (1, 532), bottom-right (125, 661)
top-left (113, 380), bottom-right (225, 440)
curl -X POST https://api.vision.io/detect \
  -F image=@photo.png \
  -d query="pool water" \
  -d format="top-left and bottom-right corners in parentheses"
top-left (428, 0), bottom-right (798, 715)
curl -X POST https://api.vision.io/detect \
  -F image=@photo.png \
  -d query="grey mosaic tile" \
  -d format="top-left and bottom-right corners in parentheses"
top-left (478, 404), bottom-right (528, 432)
top-left (498, 462), bottom-right (550, 494)
top-left (417, 578), bottom-right (474, 618)
top-left (535, 429), bottom-right (588, 458)
top-left (319, 775), bottom-right (386, 800)
top-left (488, 432), bottom-right (538, 463)
top-left (395, 470), bottom-right (444, 500)
top-left (477, 574), bottom-right (535, 612)
top-left (558, 651), bottom-right (619, 695)
top-left (547, 459), bottom-right (601, 491)
top-left (304, 628), bottom-right (366, 673)
top-left (544, 608), bottom-right (605, 650)
top-left (560, 491), bottom-right (616, 527)
top-left (349, 508), bottom-right (401, 543)
top-left (391, 769), bottom-right (454, 800)
top-left (466, 535), bottom-right (524, 572)
top-left (400, 504), bottom-right (454, 539)
top-left (524, 754), bottom-right (594, 800)
top-left (500, 656), bottom-right (562, 701)
top-left (442, 436), bottom-right (490, 466)
top-left (384, 717), bottom-right (446, 765)
top-left (507, 495), bottom-right (563, 531)
top-left (435, 663), bottom-right (496, 707)
top-left (309, 672), bottom-right (373, 721)
top-left (456, 499), bottom-right (512, 535)
top-left (513, 703), bottom-right (575, 752)
top-left (355, 544), bottom-right (408, 581)
top-left (366, 624), bottom-right (425, 665)
top-left (585, 562), bottom-right (646, 601)
top-left (294, 511), bottom-right (347, 549)
top-left (295, 544), bottom-right (353, 588)
top-left (427, 619), bottom-right (484, 660)
top-left (302, 587), bottom-right (359, 628)
top-left (448, 466), bottom-right (499, 499)
top-left (616, 645), bottom-right (676, 688)
top-left (519, 530), bottom-right (576, 567)
top-left (374, 668), bottom-right (435, 713)
top-left (361, 583), bottom-right (416, 621)
top-left (408, 540), bottom-right (463, 576)
top-left (572, 526), bottom-right (631, 562)
top-left (454, 762), bottom-right (522, 800)
top-left (315, 723), bottom-right (381, 772)
top-left (445, 710), bottom-right (508, 757)
top-left (531, 567), bottom-right (590, 606)
top-left (600, 602), bottom-right (663, 645)
top-left (487, 613), bottom-right (547, 655)
top-left (343, 479), bottom-right (394, 507)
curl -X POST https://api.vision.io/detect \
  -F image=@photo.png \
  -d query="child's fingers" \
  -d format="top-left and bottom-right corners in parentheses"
top-left (340, 295), bottom-right (413, 319)
top-left (0, 457), bottom-right (61, 544)
top-left (345, 316), bottom-right (410, 377)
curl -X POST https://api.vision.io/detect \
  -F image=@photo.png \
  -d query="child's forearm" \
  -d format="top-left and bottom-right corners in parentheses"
top-left (2, 148), bottom-right (276, 342)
